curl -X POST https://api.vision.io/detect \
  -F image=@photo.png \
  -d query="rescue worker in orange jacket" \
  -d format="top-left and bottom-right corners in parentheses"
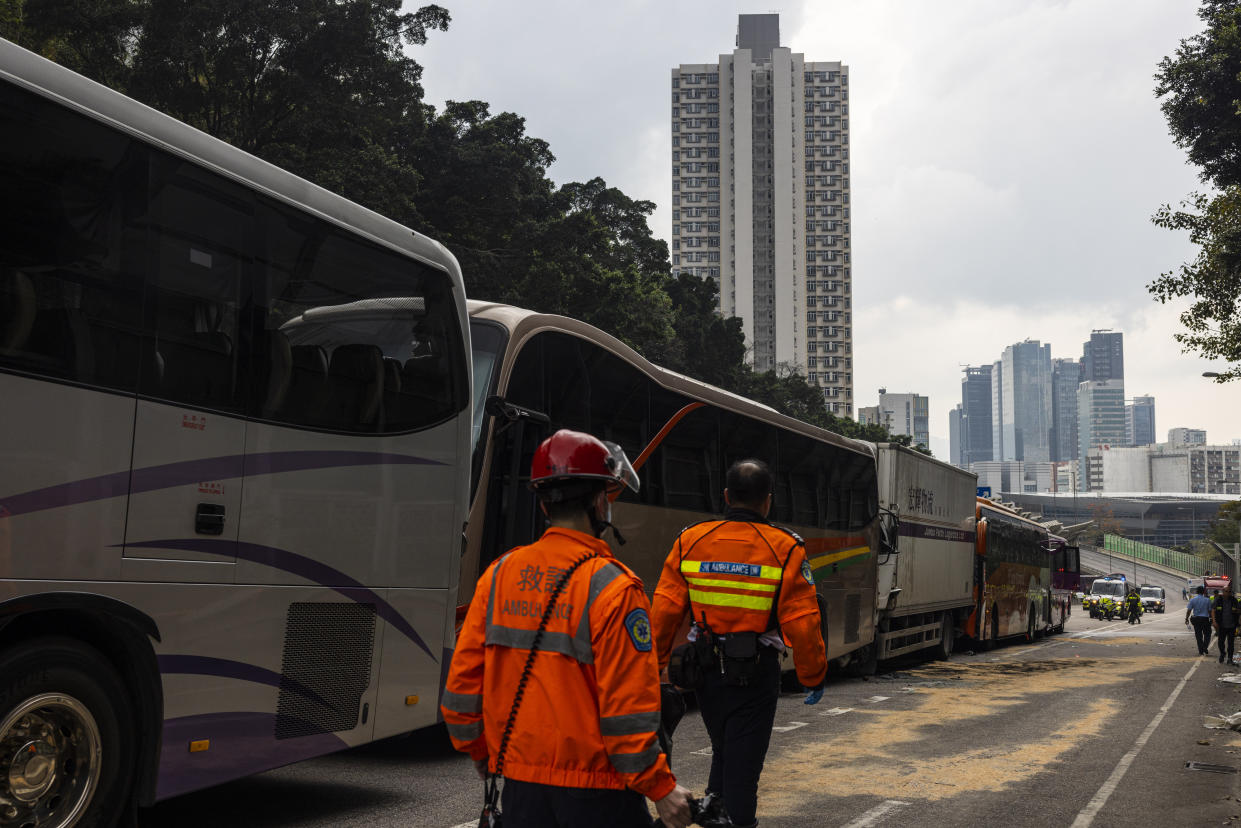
top-left (442, 429), bottom-right (693, 828)
top-left (652, 458), bottom-right (827, 828)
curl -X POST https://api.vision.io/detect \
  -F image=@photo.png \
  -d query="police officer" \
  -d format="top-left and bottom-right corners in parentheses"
top-left (651, 459), bottom-right (827, 828)
top-left (442, 430), bottom-right (693, 828)
top-left (1125, 588), bottom-right (1142, 625)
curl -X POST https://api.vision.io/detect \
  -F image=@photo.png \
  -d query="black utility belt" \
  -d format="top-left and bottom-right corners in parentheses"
top-left (668, 630), bottom-right (773, 689)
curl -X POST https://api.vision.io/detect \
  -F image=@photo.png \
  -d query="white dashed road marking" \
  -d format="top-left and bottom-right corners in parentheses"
top-left (839, 799), bottom-right (910, 828)
top-left (1070, 657), bottom-right (1202, 827)
top-left (691, 746), bottom-right (713, 756)
top-left (771, 721), bottom-right (808, 732)
top-left (819, 706), bottom-right (854, 716)
top-left (863, 695), bottom-right (889, 703)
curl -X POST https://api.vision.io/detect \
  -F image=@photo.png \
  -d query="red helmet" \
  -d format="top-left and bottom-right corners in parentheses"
top-left (530, 429), bottom-right (639, 499)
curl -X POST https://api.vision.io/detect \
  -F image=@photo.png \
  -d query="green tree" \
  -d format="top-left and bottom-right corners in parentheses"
top-left (4, 0), bottom-right (144, 88)
top-left (1205, 499), bottom-right (1241, 549)
top-left (1152, 0), bottom-right (1241, 380)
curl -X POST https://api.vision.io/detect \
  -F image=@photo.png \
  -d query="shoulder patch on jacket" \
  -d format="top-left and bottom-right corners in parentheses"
top-left (801, 560), bottom-right (815, 585)
top-left (624, 608), bottom-right (653, 652)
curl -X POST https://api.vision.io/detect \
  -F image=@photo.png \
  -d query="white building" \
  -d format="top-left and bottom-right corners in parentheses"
top-left (1077, 442), bottom-right (1239, 495)
top-left (1168, 427), bottom-right (1207, 447)
top-left (672, 13), bottom-right (853, 414)
top-left (861, 388), bottom-right (929, 448)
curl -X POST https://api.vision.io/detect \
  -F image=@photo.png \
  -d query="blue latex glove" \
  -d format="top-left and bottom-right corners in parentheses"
top-left (804, 687), bottom-right (824, 705)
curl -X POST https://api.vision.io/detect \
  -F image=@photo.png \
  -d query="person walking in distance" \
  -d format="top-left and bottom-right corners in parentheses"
top-left (1212, 583), bottom-right (1241, 665)
top-left (441, 430), bottom-right (692, 828)
top-left (651, 459), bottom-right (827, 828)
top-left (1186, 586), bottom-right (1213, 655)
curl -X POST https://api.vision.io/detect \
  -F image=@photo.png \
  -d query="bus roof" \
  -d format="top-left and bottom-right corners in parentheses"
top-left (466, 300), bottom-right (876, 461)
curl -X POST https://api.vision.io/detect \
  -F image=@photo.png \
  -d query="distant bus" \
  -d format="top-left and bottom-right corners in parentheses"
top-left (461, 301), bottom-right (883, 672)
top-left (0, 38), bottom-right (471, 822)
top-left (966, 499), bottom-right (1072, 646)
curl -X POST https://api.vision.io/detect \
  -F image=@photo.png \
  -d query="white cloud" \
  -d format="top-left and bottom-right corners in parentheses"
top-left (409, 0), bottom-right (1239, 455)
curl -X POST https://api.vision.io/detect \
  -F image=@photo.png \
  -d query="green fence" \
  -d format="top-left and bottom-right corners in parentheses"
top-left (1103, 534), bottom-right (1208, 576)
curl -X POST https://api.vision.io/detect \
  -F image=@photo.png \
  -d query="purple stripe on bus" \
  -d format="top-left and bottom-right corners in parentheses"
top-left (898, 522), bottom-right (977, 544)
top-left (158, 655), bottom-right (330, 709)
top-left (126, 538), bottom-right (437, 662)
top-left (0, 450), bottom-right (443, 519)
top-left (156, 711), bottom-right (347, 801)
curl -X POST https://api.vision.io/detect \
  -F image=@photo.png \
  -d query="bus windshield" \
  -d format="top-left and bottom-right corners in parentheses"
top-left (469, 321), bottom-right (506, 453)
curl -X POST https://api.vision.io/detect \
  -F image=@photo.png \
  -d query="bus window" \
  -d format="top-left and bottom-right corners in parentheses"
top-left (256, 202), bottom-right (465, 433)
top-left (0, 82), bottom-right (144, 392)
top-left (141, 156), bottom-right (246, 412)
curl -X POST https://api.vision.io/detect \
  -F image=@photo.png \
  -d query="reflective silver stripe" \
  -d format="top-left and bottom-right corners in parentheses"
top-left (608, 743), bottom-right (661, 774)
top-left (486, 624), bottom-right (594, 663)
top-left (446, 721), bottom-right (483, 742)
top-left (599, 711), bottom-right (661, 737)
top-left (485, 553), bottom-right (511, 634)
top-left (575, 562), bottom-right (625, 652)
top-left (441, 690), bottom-right (483, 714)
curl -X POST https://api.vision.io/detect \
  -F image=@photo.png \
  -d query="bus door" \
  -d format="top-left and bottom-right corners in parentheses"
top-left (480, 399), bottom-right (550, 568)
top-left (122, 157), bottom-right (248, 573)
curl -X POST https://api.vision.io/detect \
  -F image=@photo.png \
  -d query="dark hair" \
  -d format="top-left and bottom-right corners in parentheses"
top-left (1198, 586), bottom-right (1206, 595)
top-left (540, 482), bottom-right (604, 522)
top-left (726, 459), bottom-right (772, 509)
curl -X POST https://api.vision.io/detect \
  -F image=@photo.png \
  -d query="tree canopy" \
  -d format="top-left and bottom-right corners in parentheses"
top-left (1152, 0), bottom-right (1241, 381)
top-left (2, 0), bottom-right (922, 449)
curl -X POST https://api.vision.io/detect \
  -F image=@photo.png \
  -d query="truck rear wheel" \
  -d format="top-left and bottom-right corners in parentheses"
top-left (0, 637), bottom-right (134, 828)
top-left (935, 614), bottom-right (954, 661)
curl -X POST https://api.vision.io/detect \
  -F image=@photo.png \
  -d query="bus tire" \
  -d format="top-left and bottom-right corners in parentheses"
top-left (0, 637), bottom-right (134, 828)
top-left (935, 614), bottom-right (954, 661)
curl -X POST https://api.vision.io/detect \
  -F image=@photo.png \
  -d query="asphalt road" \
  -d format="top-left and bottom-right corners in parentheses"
top-left (144, 604), bottom-right (1241, 827)
top-left (1079, 546), bottom-right (1190, 597)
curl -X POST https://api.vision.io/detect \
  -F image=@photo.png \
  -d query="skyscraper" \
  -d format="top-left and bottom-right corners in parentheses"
top-left (999, 340), bottom-right (1053, 463)
top-left (1081, 330), bottom-right (1123, 381)
top-left (672, 14), bottom-right (853, 414)
top-left (960, 365), bottom-right (993, 466)
top-left (1127, 395), bottom-right (1156, 446)
top-left (1050, 357), bottom-right (1082, 462)
top-left (949, 405), bottom-right (963, 466)
top-left (1078, 379), bottom-right (1126, 490)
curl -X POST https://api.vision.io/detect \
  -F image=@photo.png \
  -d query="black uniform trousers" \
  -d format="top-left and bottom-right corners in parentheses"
top-left (1191, 616), bottom-right (1212, 654)
top-left (1219, 626), bottom-right (1238, 663)
top-left (696, 646), bottom-right (782, 827)
top-left (500, 778), bottom-right (653, 828)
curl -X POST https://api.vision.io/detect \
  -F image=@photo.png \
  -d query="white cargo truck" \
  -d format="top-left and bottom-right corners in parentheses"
top-left (871, 444), bottom-right (978, 664)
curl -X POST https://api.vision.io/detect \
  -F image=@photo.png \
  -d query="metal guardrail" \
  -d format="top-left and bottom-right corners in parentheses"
top-left (1103, 534), bottom-right (1208, 576)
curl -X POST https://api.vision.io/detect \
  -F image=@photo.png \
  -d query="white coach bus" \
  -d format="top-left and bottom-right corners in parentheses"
top-left (0, 38), bottom-right (472, 824)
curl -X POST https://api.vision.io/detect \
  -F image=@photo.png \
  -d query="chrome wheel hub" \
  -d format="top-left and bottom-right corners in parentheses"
top-left (0, 694), bottom-right (100, 827)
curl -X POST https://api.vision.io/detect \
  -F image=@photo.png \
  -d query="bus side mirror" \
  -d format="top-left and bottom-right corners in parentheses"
top-left (485, 395), bottom-right (550, 435)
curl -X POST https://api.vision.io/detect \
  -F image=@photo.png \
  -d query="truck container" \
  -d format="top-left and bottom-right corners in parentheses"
top-left (871, 444), bottom-right (978, 663)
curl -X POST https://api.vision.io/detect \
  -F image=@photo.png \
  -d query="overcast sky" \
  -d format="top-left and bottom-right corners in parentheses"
top-left (414, 0), bottom-right (1241, 458)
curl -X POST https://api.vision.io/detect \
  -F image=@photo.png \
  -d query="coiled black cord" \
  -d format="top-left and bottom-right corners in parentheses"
top-left (491, 552), bottom-right (599, 783)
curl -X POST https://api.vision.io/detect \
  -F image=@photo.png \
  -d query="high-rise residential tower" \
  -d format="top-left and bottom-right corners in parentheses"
top-left (863, 389), bottom-right (929, 449)
top-left (672, 14), bottom-right (853, 414)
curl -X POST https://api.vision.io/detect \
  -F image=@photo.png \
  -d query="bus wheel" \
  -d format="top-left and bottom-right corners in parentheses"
top-left (935, 615), bottom-right (954, 661)
top-left (0, 637), bottom-right (134, 828)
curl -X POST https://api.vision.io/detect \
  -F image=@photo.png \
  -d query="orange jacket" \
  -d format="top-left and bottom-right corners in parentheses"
top-left (651, 513), bottom-right (828, 688)
top-left (441, 527), bottom-right (676, 802)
